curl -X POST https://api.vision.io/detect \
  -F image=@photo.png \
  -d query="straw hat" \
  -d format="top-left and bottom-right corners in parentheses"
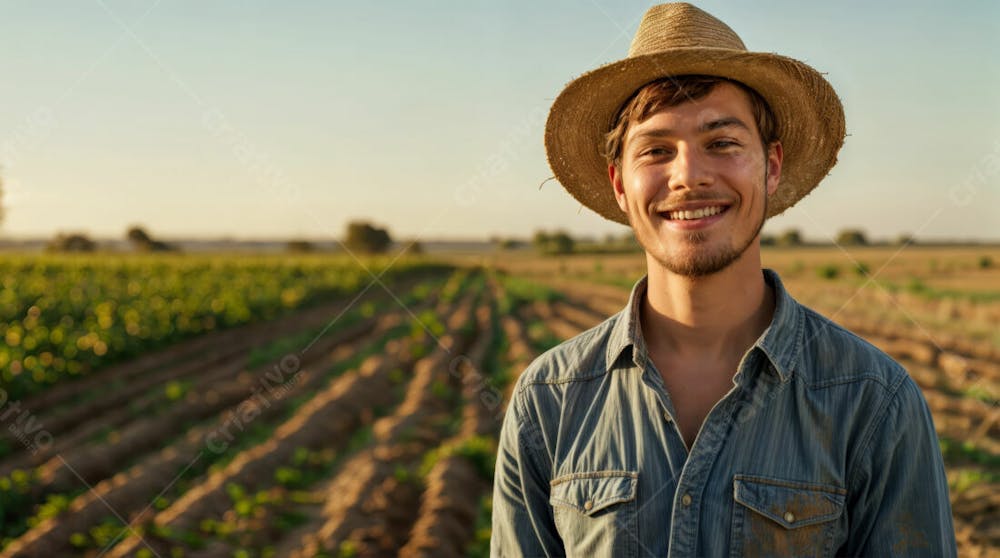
top-left (544, 2), bottom-right (846, 225)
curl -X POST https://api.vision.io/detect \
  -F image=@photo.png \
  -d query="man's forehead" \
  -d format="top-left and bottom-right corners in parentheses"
top-left (624, 82), bottom-right (755, 134)
top-left (626, 107), bottom-right (754, 143)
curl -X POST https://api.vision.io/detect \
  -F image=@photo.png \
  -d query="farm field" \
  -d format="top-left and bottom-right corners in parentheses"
top-left (0, 247), bottom-right (996, 557)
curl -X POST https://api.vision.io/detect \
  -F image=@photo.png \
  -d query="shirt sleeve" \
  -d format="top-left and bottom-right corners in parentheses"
top-left (490, 385), bottom-right (564, 558)
top-left (841, 373), bottom-right (958, 557)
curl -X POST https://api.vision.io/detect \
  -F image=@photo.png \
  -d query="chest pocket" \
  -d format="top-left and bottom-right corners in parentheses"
top-left (550, 471), bottom-right (639, 558)
top-left (731, 474), bottom-right (846, 558)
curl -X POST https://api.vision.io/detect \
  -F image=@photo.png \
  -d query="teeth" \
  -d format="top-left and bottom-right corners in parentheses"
top-left (668, 205), bottom-right (724, 220)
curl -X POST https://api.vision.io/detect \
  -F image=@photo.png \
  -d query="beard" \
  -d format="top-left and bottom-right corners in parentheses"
top-left (631, 176), bottom-right (769, 278)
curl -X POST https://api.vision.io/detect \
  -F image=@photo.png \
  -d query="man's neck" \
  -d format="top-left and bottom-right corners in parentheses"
top-left (640, 249), bottom-right (775, 364)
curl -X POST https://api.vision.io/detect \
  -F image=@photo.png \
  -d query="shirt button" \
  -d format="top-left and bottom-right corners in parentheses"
top-left (663, 411), bottom-right (672, 422)
top-left (784, 511), bottom-right (795, 523)
top-left (681, 493), bottom-right (692, 506)
top-left (584, 500), bottom-right (594, 511)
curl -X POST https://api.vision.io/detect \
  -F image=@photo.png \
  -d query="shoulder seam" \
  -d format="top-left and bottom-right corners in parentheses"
top-left (846, 368), bottom-right (910, 493)
top-left (519, 369), bottom-right (608, 387)
top-left (509, 378), bottom-right (550, 464)
top-left (513, 319), bottom-right (615, 392)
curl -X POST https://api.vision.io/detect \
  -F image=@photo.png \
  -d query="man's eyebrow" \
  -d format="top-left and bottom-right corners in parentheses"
top-left (629, 116), bottom-right (752, 142)
top-left (630, 128), bottom-right (674, 142)
top-left (699, 116), bottom-right (751, 133)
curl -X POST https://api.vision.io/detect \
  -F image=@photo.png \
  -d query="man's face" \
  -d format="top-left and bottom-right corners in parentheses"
top-left (610, 82), bottom-right (783, 277)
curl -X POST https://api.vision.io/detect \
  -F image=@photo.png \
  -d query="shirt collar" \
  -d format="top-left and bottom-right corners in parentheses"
top-left (604, 268), bottom-right (802, 382)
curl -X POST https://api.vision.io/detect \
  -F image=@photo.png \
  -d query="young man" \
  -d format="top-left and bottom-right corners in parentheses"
top-left (491, 3), bottom-right (957, 557)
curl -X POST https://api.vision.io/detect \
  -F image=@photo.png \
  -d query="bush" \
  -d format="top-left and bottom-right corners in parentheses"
top-left (46, 232), bottom-right (96, 252)
top-left (286, 240), bottom-right (314, 253)
top-left (835, 229), bottom-right (868, 246)
top-left (978, 255), bottom-right (993, 269)
top-left (906, 277), bottom-right (928, 294)
top-left (778, 229), bottom-right (802, 247)
top-left (816, 264), bottom-right (840, 280)
top-left (532, 229), bottom-right (575, 254)
top-left (344, 221), bottom-right (392, 254)
top-left (126, 225), bottom-right (174, 252)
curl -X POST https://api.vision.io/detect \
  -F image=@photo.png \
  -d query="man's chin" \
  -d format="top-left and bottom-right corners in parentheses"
top-left (643, 241), bottom-right (747, 278)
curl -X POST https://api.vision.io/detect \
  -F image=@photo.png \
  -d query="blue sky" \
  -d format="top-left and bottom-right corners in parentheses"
top-left (1, 0), bottom-right (997, 241)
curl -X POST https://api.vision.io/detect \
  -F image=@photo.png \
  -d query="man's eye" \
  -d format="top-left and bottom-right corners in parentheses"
top-left (644, 147), bottom-right (672, 157)
top-left (709, 140), bottom-right (739, 149)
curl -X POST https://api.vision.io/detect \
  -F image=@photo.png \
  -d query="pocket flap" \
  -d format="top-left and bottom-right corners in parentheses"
top-left (549, 471), bottom-right (638, 516)
top-left (733, 475), bottom-right (845, 529)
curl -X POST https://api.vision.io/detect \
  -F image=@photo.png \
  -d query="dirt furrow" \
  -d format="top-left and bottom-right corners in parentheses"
top-left (0, 356), bottom-right (248, 479)
top-left (399, 295), bottom-right (497, 558)
top-left (544, 279), bottom-right (630, 313)
top-left (866, 337), bottom-right (999, 397)
top-left (551, 300), bottom-right (606, 332)
top-left (0, 272), bottom-right (444, 463)
top-left (952, 482), bottom-right (1000, 555)
top-left (0, 302), bottom-right (426, 558)
top-left (809, 311), bottom-right (1000, 366)
top-left (399, 455), bottom-right (486, 558)
top-left (33, 317), bottom-right (378, 496)
top-left (526, 301), bottom-right (581, 342)
top-left (500, 313), bottom-right (540, 406)
top-left (104, 290), bottom-right (467, 557)
top-left (109, 341), bottom-right (418, 558)
top-left (271, 291), bottom-right (481, 558)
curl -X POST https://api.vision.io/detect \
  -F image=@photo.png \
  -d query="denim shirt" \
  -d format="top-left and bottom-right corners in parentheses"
top-left (491, 268), bottom-right (957, 557)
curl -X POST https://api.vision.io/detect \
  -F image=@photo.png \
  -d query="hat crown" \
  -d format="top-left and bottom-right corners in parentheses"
top-left (628, 2), bottom-right (746, 56)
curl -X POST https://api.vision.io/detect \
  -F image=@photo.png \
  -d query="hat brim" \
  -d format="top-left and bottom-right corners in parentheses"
top-left (545, 48), bottom-right (846, 225)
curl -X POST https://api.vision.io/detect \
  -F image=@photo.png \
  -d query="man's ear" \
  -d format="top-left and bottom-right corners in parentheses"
top-left (766, 141), bottom-right (783, 197)
top-left (609, 164), bottom-right (628, 212)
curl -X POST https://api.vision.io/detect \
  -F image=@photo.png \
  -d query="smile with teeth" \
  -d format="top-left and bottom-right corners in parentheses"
top-left (666, 205), bottom-right (727, 220)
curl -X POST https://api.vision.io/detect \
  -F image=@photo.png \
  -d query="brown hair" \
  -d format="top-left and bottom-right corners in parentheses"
top-left (603, 75), bottom-right (778, 171)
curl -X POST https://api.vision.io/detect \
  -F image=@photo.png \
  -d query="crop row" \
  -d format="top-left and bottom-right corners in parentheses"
top-left (0, 253), bottom-right (450, 401)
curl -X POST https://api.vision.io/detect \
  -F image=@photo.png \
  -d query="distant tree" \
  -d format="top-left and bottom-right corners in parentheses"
top-left (126, 225), bottom-right (174, 252)
top-left (778, 229), bottom-right (802, 247)
top-left (532, 231), bottom-right (550, 252)
top-left (400, 240), bottom-right (424, 255)
top-left (621, 232), bottom-right (641, 251)
top-left (532, 229), bottom-right (575, 254)
top-left (599, 231), bottom-right (642, 252)
top-left (126, 225), bottom-right (152, 246)
top-left (47, 232), bottom-right (96, 252)
top-left (550, 230), bottom-right (575, 254)
top-left (835, 228), bottom-right (868, 246)
top-left (760, 234), bottom-right (776, 246)
top-left (498, 238), bottom-right (523, 250)
top-left (286, 239), bottom-right (315, 253)
top-left (344, 221), bottom-right (392, 254)
top-left (894, 233), bottom-right (916, 246)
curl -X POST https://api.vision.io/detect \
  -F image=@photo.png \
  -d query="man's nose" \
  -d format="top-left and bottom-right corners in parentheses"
top-left (667, 144), bottom-right (712, 190)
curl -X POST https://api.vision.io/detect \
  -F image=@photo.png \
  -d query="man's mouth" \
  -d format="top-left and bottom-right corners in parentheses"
top-left (660, 205), bottom-right (730, 221)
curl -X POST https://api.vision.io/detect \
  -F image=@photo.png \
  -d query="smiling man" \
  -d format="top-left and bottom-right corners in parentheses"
top-left (491, 3), bottom-right (957, 557)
